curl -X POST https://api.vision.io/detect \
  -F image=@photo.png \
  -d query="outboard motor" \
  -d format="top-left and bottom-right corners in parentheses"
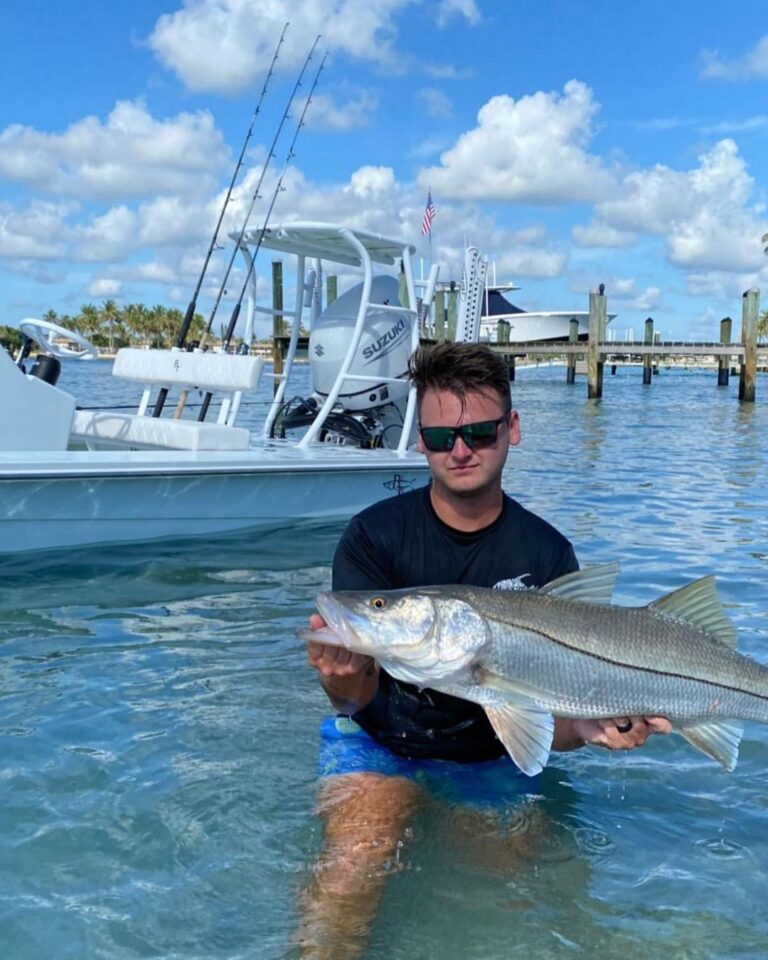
top-left (272, 275), bottom-right (414, 448)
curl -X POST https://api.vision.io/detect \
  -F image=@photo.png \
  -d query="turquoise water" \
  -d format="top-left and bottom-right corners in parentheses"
top-left (1, 361), bottom-right (767, 959)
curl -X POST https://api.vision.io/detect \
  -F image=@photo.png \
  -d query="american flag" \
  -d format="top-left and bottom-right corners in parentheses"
top-left (421, 190), bottom-right (436, 237)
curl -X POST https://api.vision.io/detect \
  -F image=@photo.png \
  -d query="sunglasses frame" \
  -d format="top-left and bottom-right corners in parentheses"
top-left (419, 411), bottom-right (512, 453)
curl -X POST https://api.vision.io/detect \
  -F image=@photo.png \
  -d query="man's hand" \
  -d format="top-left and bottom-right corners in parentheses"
top-left (554, 715), bottom-right (672, 752)
top-left (306, 613), bottom-right (375, 677)
top-left (306, 613), bottom-right (379, 713)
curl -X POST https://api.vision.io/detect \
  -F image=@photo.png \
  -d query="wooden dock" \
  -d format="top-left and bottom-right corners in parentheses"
top-left (267, 260), bottom-right (765, 403)
top-left (490, 287), bottom-right (766, 402)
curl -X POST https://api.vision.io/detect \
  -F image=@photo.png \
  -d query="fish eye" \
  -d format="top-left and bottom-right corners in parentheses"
top-left (370, 597), bottom-right (387, 610)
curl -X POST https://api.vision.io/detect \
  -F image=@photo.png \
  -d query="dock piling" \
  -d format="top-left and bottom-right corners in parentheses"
top-left (447, 282), bottom-right (458, 342)
top-left (718, 317), bottom-right (732, 386)
top-left (739, 289), bottom-right (759, 403)
top-left (587, 286), bottom-right (607, 398)
top-left (434, 289), bottom-right (446, 341)
top-left (566, 317), bottom-right (579, 384)
top-left (643, 317), bottom-right (654, 385)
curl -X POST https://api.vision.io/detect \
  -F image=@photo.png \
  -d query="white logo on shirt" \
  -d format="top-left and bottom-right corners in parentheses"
top-left (493, 575), bottom-right (532, 591)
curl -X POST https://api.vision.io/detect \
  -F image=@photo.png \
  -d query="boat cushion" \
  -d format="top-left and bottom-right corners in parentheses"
top-left (71, 410), bottom-right (250, 451)
top-left (113, 348), bottom-right (263, 392)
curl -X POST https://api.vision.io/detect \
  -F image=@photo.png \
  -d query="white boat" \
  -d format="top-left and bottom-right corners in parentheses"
top-left (477, 282), bottom-right (612, 344)
top-left (0, 223), bottom-right (432, 555)
top-left (479, 283), bottom-right (591, 343)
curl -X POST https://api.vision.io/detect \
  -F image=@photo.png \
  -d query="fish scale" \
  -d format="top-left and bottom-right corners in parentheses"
top-left (482, 619), bottom-right (768, 723)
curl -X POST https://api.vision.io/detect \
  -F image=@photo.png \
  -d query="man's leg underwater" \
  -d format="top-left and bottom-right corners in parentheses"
top-left (297, 770), bottom-right (422, 960)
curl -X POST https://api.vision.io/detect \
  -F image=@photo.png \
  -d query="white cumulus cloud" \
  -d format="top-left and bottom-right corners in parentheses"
top-left (700, 35), bottom-right (768, 81)
top-left (0, 100), bottom-right (227, 202)
top-left (572, 221), bottom-right (636, 249)
top-left (0, 201), bottom-right (73, 260)
top-left (148, 0), bottom-right (480, 94)
top-left (301, 91), bottom-right (378, 130)
top-left (596, 139), bottom-right (767, 272)
top-left (419, 80), bottom-right (618, 203)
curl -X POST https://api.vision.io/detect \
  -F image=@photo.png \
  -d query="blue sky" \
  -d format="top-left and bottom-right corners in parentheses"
top-left (1, 0), bottom-right (768, 339)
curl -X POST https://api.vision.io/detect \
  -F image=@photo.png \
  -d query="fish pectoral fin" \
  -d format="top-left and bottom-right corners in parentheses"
top-left (439, 683), bottom-right (554, 777)
top-left (677, 719), bottom-right (743, 772)
top-left (482, 696), bottom-right (555, 777)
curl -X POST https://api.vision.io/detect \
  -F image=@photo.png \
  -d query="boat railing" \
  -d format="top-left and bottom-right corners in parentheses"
top-left (249, 223), bottom-right (436, 453)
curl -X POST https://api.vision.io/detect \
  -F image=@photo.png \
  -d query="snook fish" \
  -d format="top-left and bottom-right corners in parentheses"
top-left (301, 565), bottom-right (768, 775)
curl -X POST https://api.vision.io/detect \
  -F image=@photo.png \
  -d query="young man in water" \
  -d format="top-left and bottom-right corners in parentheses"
top-left (299, 342), bottom-right (671, 959)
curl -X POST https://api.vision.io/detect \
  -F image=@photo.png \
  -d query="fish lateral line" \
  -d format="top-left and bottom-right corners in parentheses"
top-left (485, 622), bottom-right (768, 706)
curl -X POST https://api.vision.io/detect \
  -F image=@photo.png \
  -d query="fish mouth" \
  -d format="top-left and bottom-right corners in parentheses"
top-left (305, 592), bottom-right (363, 652)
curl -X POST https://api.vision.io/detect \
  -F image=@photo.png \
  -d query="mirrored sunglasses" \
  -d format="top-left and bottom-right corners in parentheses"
top-left (419, 412), bottom-right (511, 453)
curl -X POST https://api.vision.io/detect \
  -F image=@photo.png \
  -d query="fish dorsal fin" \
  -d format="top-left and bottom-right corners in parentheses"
top-left (538, 562), bottom-right (619, 605)
top-left (649, 576), bottom-right (737, 648)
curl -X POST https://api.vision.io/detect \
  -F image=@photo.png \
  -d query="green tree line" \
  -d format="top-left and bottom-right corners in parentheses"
top-left (1, 301), bottom-right (767, 356)
top-left (0, 300), bottom-right (219, 355)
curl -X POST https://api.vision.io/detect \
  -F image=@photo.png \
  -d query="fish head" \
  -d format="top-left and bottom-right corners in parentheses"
top-left (310, 587), bottom-right (489, 685)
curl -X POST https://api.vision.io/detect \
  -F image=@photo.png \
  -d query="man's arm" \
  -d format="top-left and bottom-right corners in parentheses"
top-left (307, 614), bottom-right (380, 714)
top-left (308, 513), bottom-right (395, 715)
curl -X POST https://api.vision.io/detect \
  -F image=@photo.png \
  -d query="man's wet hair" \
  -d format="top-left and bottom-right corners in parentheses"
top-left (408, 342), bottom-right (510, 412)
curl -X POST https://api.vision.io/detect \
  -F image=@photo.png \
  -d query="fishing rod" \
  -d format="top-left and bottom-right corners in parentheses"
top-left (199, 35), bottom-right (321, 347)
top-left (151, 23), bottom-right (288, 418)
top-left (197, 50), bottom-right (327, 423)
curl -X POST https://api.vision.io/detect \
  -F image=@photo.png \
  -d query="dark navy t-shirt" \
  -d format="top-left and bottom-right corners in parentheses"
top-left (332, 485), bottom-right (578, 762)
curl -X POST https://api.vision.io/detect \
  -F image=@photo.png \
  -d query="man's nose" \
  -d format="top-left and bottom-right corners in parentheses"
top-left (450, 433), bottom-right (474, 457)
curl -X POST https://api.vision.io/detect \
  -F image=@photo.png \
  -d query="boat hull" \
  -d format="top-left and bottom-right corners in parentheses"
top-left (479, 311), bottom-right (600, 344)
top-left (0, 443), bottom-right (429, 554)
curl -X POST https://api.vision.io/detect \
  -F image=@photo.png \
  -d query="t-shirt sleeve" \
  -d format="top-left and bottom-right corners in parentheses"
top-left (549, 540), bottom-right (579, 581)
top-left (332, 514), bottom-right (396, 590)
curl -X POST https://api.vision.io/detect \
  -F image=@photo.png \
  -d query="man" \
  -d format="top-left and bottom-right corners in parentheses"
top-left (299, 342), bottom-right (670, 959)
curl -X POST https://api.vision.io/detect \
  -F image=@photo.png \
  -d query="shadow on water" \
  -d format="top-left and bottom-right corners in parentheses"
top-left (0, 519), bottom-right (346, 612)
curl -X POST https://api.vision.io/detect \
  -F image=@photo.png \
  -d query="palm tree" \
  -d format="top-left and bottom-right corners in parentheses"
top-left (758, 309), bottom-right (768, 342)
top-left (101, 299), bottom-right (122, 354)
top-left (76, 304), bottom-right (104, 345)
top-left (122, 304), bottom-right (147, 346)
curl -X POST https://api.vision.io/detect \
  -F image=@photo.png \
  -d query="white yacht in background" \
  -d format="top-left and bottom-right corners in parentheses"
top-left (478, 281), bottom-right (613, 344)
top-left (0, 222), bottom-right (433, 555)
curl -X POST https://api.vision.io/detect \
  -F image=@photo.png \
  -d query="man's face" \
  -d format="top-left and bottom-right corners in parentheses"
top-left (417, 388), bottom-right (520, 498)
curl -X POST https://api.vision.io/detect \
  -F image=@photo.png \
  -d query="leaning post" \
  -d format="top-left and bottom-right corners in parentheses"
top-left (718, 317), bottom-right (732, 387)
top-left (587, 286), bottom-right (606, 399)
top-left (643, 317), bottom-right (654, 385)
top-left (739, 289), bottom-right (759, 403)
top-left (566, 317), bottom-right (579, 384)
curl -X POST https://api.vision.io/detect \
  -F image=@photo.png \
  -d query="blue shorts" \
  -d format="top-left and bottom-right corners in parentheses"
top-left (318, 716), bottom-right (539, 810)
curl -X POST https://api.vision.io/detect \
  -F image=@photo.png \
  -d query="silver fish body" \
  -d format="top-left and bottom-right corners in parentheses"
top-left (301, 565), bottom-right (768, 775)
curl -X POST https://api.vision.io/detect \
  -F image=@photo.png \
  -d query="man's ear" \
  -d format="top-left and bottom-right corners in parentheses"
top-left (508, 410), bottom-right (521, 447)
